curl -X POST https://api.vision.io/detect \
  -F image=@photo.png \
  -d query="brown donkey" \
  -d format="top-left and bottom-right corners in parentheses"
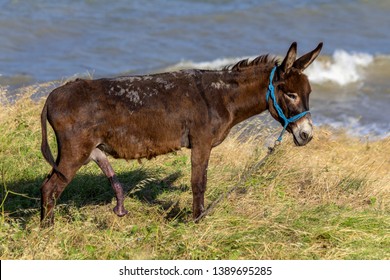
top-left (41, 42), bottom-right (322, 226)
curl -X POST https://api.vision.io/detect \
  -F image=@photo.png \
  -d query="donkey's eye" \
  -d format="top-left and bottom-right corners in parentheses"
top-left (286, 93), bottom-right (298, 101)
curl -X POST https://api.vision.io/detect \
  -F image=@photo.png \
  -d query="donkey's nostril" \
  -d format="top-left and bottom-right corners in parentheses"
top-left (301, 131), bottom-right (309, 141)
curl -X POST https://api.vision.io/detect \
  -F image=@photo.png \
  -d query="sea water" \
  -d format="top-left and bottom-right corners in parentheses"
top-left (0, 0), bottom-right (389, 138)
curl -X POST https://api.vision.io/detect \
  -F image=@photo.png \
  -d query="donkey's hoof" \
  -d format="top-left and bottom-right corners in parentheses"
top-left (113, 206), bottom-right (128, 217)
top-left (40, 220), bottom-right (54, 228)
top-left (40, 215), bottom-right (55, 228)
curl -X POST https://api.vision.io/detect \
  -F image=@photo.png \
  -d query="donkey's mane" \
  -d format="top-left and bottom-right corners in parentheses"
top-left (224, 54), bottom-right (279, 71)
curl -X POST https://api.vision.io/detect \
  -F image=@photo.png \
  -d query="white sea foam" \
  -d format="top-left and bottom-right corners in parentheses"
top-left (166, 50), bottom-right (374, 86)
top-left (306, 50), bottom-right (374, 86)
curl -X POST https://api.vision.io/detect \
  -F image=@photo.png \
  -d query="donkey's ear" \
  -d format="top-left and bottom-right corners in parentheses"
top-left (279, 42), bottom-right (297, 73)
top-left (293, 42), bottom-right (323, 71)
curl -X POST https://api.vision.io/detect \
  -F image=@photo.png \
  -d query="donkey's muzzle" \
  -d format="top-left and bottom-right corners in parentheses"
top-left (292, 117), bottom-right (313, 146)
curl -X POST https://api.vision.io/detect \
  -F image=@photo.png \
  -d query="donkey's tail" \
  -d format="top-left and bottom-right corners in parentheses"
top-left (41, 102), bottom-right (66, 182)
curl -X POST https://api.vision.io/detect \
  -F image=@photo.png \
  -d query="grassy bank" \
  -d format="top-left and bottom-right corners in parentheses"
top-left (0, 85), bottom-right (389, 260)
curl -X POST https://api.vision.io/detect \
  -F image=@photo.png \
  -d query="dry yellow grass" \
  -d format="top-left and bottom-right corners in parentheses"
top-left (268, 130), bottom-right (390, 209)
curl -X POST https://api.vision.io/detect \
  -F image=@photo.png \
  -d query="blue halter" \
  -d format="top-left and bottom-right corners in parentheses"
top-left (266, 66), bottom-right (309, 143)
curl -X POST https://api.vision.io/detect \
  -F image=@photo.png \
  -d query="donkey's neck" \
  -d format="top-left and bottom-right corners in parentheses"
top-left (221, 67), bottom-right (272, 127)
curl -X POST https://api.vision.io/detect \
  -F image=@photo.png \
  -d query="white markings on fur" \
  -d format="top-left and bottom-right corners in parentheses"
top-left (111, 76), bottom-right (140, 83)
top-left (156, 77), bottom-right (175, 90)
top-left (180, 69), bottom-right (197, 77)
top-left (108, 84), bottom-right (143, 104)
top-left (126, 90), bottom-right (141, 104)
top-left (109, 86), bottom-right (126, 96)
top-left (111, 75), bottom-right (155, 83)
top-left (109, 74), bottom-right (177, 98)
top-left (149, 88), bottom-right (159, 96)
top-left (142, 76), bottom-right (153, 81)
top-left (170, 72), bottom-right (179, 78)
top-left (211, 80), bottom-right (230, 90)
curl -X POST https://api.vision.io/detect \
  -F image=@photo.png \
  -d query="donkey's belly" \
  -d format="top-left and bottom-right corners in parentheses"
top-left (99, 122), bottom-right (189, 160)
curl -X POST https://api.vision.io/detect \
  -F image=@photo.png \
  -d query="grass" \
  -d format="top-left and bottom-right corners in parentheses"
top-left (0, 84), bottom-right (389, 260)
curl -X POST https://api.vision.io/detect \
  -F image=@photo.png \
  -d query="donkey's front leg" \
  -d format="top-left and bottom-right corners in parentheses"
top-left (190, 145), bottom-right (211, 220)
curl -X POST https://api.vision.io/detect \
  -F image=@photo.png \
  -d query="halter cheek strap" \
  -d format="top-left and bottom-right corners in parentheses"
top-left (266, 66), bottom-right (309, 142)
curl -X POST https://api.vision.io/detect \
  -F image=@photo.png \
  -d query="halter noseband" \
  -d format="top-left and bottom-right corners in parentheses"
top-left (266, 66), bottom-right (309, 143)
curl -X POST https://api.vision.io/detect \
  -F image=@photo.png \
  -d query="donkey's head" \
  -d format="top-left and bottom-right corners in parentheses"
top-left (268, 42), bottom-right (323, 146)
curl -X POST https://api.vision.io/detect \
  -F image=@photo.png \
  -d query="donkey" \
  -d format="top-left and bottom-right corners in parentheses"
top-left (40, 42), bottom-right (322, 226)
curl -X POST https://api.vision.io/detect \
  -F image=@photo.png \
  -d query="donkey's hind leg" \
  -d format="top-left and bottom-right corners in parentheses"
top-left (90, 148), bottom-right (128, 217)
top-left (41, 172), bottom-right (67, 227)
top-left (41, 152), bottom-right (88, 227)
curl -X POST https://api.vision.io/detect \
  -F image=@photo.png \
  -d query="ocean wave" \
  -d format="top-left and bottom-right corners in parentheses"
top-left (164, 50), bottom-right (376, 86)
top-left (306, 50), bottom-right (374, 86)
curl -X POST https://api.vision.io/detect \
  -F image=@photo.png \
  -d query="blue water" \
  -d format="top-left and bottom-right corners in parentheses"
top-left (0, 0), bottom-right (389, 137)
top-left (1, 0), bottom-right (389, 82)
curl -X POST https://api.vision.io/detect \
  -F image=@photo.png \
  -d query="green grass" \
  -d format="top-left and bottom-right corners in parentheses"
top-left (0, 85), bottom-right (389, 260)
